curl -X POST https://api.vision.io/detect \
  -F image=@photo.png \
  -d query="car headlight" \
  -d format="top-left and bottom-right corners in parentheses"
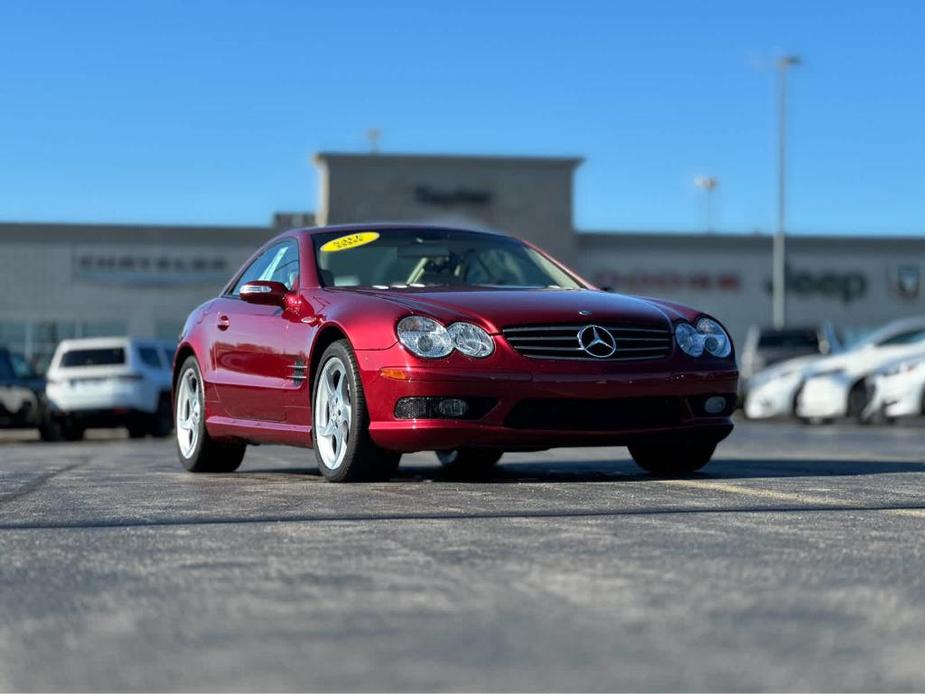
top-left (447, 322), bottom-right (494, 358)
top-left (882, 360), bottom-right (923, 377)
top-left (696, 318), bottom-right (732, 358)
top-left (675, 318), bottom-right (732, 358)
top-left (675, 323), bottom-right (704, 357)
top-left (397, 316), bottom-right (453, 358)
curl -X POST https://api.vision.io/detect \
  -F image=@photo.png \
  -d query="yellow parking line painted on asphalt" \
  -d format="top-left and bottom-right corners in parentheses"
top-left (890, 508), bottom-right (925, 518)
top-left (660, 479), bottom-right (925, 518)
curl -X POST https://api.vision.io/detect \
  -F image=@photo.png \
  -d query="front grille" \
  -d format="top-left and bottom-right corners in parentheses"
top-left (505, 397), bottom-right (682, 431)
top-left (503, 323), bottom-right (673, 361)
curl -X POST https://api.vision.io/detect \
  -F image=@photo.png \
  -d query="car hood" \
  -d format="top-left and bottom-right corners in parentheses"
top-left (751, 353), bottom-right (826, 383)
top-left (356, 288), bottom-right (674, 332)
top-left (807, 343), bottom-right (925, 378)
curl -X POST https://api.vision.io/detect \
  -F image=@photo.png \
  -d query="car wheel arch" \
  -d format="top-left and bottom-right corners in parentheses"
top-left (172, 344), bottom-right (198, 395)
top-left (308, 325), bottom-right (351, 396)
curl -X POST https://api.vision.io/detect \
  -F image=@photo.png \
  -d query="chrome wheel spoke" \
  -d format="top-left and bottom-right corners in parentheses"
top-left (176, 367), bottom-right (201, 459)
top-left (314, 356), bottom-right (352, 470)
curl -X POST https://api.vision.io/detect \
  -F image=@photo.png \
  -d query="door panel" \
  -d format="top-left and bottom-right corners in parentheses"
top-left (210, 298), bottom-right (290, 422)
top-left (208, 238), bottom-right (305, 424)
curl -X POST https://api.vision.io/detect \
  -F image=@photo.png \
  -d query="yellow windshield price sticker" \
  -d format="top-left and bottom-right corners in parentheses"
top-left (320, 231), bottom-right (380, 253)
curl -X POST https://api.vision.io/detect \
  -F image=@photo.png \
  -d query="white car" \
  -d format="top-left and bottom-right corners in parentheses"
top-left (796, 317), bottom-right (925, 421)
top-left (743, 354), bottom-right (825, 419)
top-left (863, 352), bottom-right (925, 421)
top-left (45, 337), bottom-right (175, 440)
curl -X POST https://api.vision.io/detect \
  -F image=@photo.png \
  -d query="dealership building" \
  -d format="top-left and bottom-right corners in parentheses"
top-left (2, 151), bottom-right (924, 369)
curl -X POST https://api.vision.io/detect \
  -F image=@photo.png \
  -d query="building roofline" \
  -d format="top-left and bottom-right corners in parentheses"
top-left (576, 229), bottom-right (925, 247)
top-left (314, 151), bottom-right (584, 168)
top-left (0, 220), bottom-right (273, 244)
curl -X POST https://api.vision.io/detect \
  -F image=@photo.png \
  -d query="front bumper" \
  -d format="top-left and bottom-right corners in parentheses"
top-left (356, 345), bottom-right (738, 453)
top-left (872, 374), bottom-right (925, 418)
top-left (46, 382), bottom-right (156, 415)
top-left (796, 375), bottom-right (850, 419)
top-left (743, 375), bottom-right (802, 419)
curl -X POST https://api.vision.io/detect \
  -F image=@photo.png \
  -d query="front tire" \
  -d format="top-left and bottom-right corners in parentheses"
top-left (628, 440), bottom-right (716, 477)
top-left (149, 392), bottom-right (173, 438)
top-left (311, 340), bottom-right (400, 482)
top-left (847, 380), bottom-right (869, 421)
top-left (436, 448), bottom-right (503, 479)
top-left (175, 356), bottom-right (245, 473)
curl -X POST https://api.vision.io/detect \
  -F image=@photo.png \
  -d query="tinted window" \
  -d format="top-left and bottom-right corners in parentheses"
top-left (137, 346), bottom-right (163, 368)
top-left (757, 330), bottom-right (819, 349)
top-left (230, 241), bottom-right (299, 296)
top-left (876, 329), bottom-right (925, 347)
top-left (0, 352), bottom-right (13, 380)
top-left (9, 353), bottom-right (35, 379)
top-left (313, 229), bottom-right (581, 289)
top-left (60, 348), bottom-right (126, 367)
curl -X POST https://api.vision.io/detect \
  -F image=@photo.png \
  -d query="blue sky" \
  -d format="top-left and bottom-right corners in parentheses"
top-left (1, 1), bottom-right (924, 234)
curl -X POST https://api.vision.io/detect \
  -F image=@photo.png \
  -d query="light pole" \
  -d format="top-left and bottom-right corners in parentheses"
top-left (694, 176), bottom-right (719, 232)
top-left (772, 54), bottom-right (801, 329)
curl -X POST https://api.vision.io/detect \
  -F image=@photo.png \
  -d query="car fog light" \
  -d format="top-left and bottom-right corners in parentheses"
top-left (394, 397), bottom-right (430, 419)
top-left (704, 396), bottom-right (727, 414)
top-left (437, 398), bottom-right (468, 417)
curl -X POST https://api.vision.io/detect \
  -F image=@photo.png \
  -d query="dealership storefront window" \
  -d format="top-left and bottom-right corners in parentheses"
top-left (0, 320), bottom-right (128, 373)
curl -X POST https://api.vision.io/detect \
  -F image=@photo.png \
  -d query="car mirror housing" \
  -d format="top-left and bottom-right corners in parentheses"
top-left (239, 281), bottom-right (289, 306)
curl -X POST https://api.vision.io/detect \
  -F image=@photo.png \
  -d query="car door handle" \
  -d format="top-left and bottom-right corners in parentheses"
top-left (217, 315), bottom-right (231, 331)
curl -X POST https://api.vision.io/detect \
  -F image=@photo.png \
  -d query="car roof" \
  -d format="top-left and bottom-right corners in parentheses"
top-left (287, 222), bottom-right (510, 239)
top-left (53, 337), bottom-right (175, 353)
top-left (56, 337), bottom-right (130, 350)
top-left (860, 316), bottom-right (925, 345)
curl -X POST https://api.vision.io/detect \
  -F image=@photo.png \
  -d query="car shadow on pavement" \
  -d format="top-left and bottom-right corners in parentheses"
top-left (237, 457), bottom-right (925, 483)
top-left (408, 458), bottom-right (925, 483)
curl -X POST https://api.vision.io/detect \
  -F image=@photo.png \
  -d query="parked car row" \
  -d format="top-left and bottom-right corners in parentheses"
top-left (743, 317), bottom-right (925, 424)
top-left (0, 337), bottom-right (175, 441)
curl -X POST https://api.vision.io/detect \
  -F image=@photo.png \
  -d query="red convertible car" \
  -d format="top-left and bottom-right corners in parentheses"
top-left (173, 224), bottom-right (737, 481)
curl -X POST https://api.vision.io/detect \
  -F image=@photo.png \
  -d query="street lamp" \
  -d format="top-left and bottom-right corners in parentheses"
top-left (694, 175), bottom-right (719, 232)
top-left (772, 54), bottom-right (802, 329)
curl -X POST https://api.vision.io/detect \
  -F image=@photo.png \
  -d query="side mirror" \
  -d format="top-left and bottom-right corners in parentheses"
top-left (240, 280), bottom-right (289, 306)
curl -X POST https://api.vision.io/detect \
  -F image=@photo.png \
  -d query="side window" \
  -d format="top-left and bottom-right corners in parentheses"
top-left (0, 352), bottom-right (13, 380)
top-left (137, 346), bottom-right (163, 369)
top-left (261, 241), bottom-right (300, 290)
top-left (877, 329), bottom-right (925, 347)
top-left (228, 241), bottom-right (299, 296)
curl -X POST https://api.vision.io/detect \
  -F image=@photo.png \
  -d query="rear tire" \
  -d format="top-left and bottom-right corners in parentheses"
top-left (149, 392), bottom-right (173, 438)
top-left (175, 356), bottom-right (245, 473)
top-left (629, 440), bottom-right (716, 477)
top-left (436, 448), bottom-right (503, 479)
top-left (311, 339), bottom-right (401, 482)
top-left (847, 380), bottom-right (869, 421)
top-left (39, 411), bottom-right (84, 441)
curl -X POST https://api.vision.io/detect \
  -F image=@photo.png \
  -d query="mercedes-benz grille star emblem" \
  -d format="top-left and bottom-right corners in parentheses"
top-left (577, 325), bottom-right (617, 358)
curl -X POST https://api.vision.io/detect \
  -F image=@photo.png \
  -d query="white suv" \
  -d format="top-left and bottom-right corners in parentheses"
top-left (45, 337), bottom-right (175, 440)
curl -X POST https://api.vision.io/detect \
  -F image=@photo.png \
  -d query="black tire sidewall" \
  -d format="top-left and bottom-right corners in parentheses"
top-left (310, 339), bottom-right (403, 482)
top-left (175, 357), bottom-right (206, 470)
top-left (311, 340), bottom-right (369, 482)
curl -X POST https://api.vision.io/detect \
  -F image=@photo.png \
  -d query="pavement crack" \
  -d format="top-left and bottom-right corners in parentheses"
top-left (2, 502), bottom-right (925, 531)
top-left (0, 462), bottom-right (86, 504)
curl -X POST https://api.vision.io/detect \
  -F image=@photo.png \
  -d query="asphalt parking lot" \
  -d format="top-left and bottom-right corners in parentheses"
top-left (1, 420), bottom-right (925, 692)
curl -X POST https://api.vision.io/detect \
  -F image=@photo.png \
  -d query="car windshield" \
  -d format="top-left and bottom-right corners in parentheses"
top-left (60, 347), bottom-right (126, 368)
top-left (757, 330), bottom-right (819, 349)
top-left (313, 229), bottom-right (583, 290)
